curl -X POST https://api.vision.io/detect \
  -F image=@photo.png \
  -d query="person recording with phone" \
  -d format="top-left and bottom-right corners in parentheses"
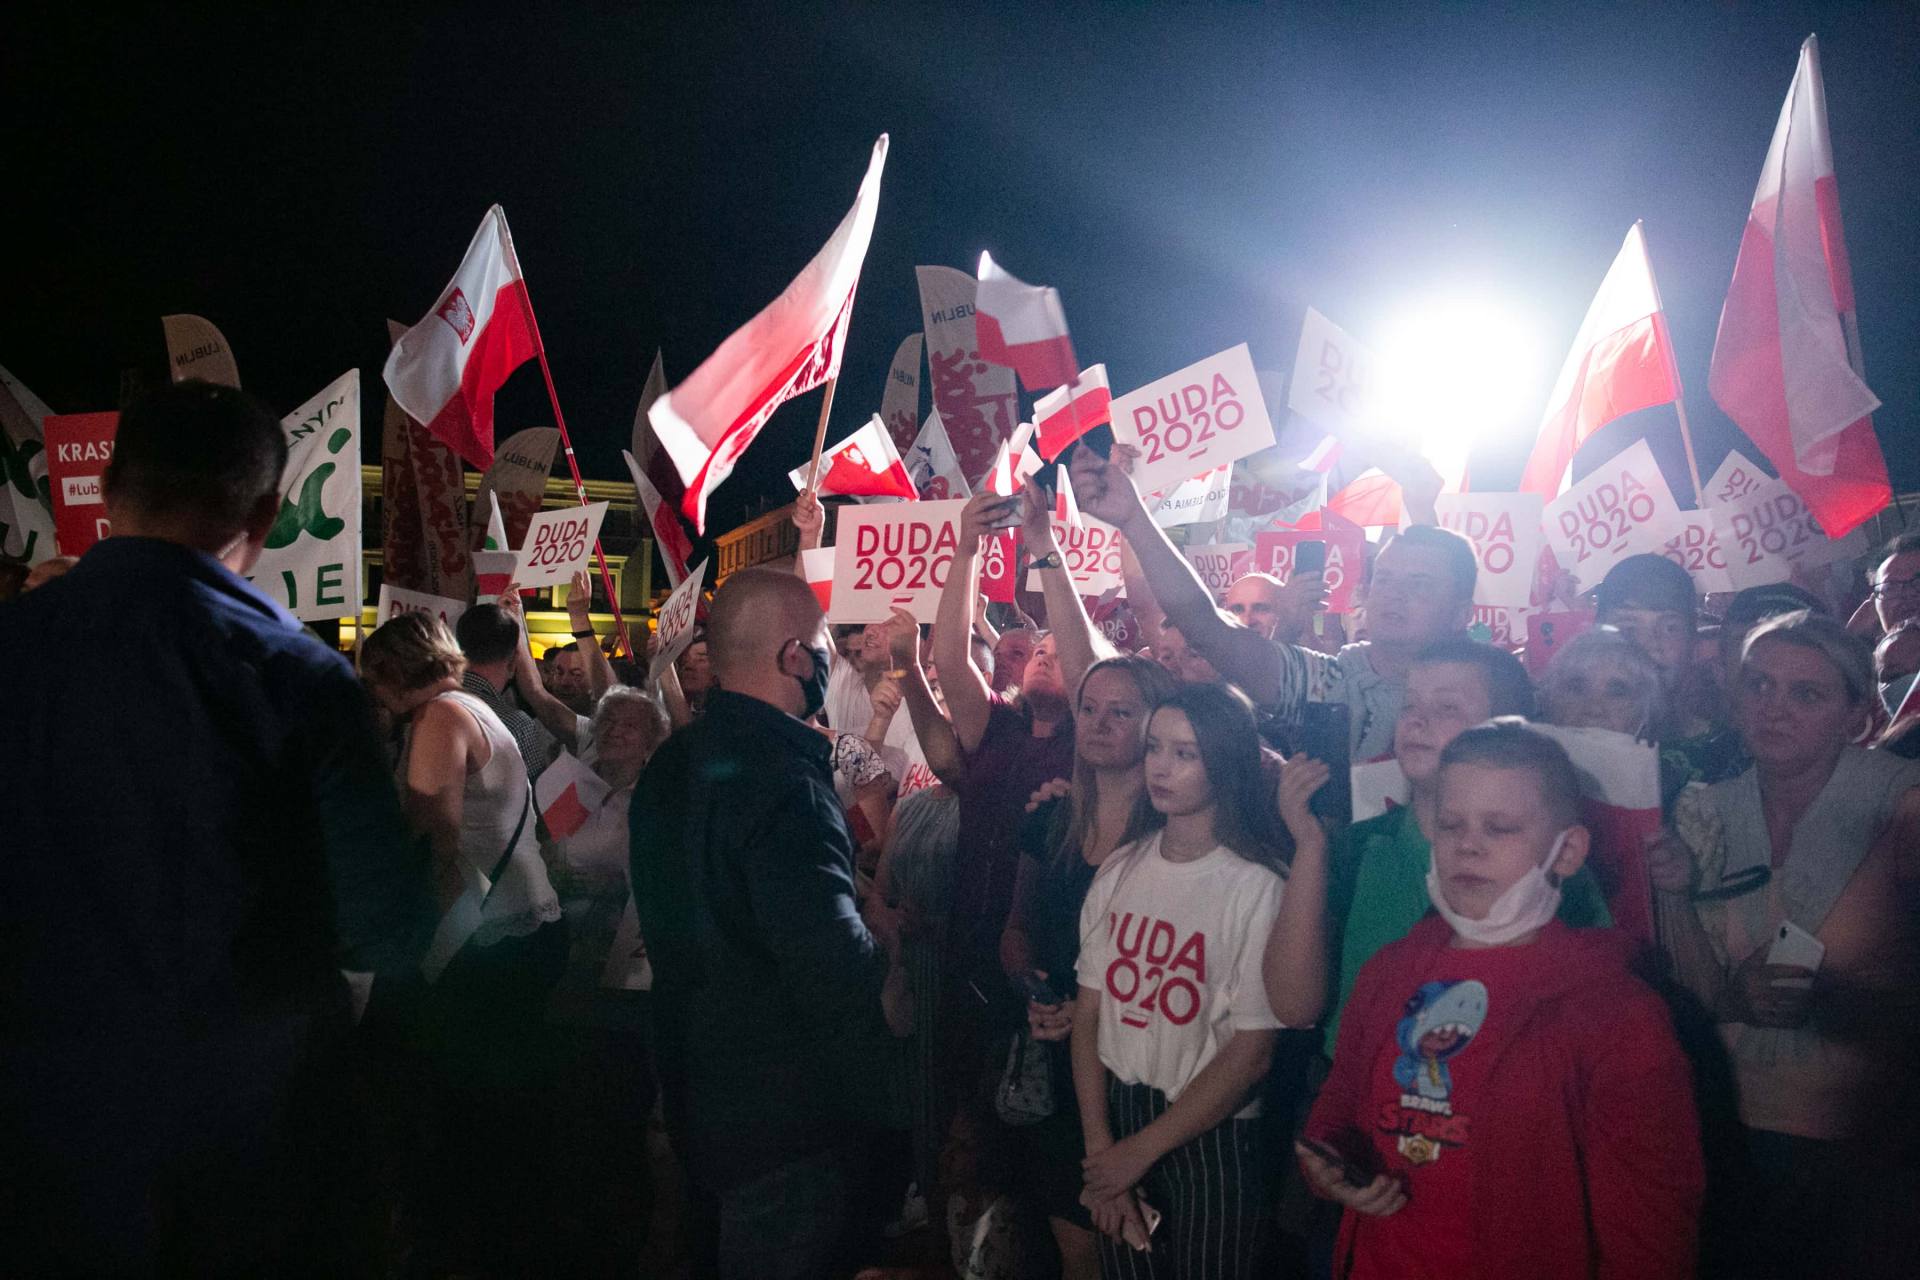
top-left (1303, 721), bottom-right (1702, 1279)
top-left (1068, 442), bottom-right (1473, 760)
top-left (1649, 611), bottom-right (1920, 1276)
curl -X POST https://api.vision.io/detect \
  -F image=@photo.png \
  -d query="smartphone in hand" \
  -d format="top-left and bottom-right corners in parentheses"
top-left (1292, 539), bottom-right (1328, 577)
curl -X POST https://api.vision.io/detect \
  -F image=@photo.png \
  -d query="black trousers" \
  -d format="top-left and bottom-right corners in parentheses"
top-left (1097, 1079), bottom-right (1269, 1280)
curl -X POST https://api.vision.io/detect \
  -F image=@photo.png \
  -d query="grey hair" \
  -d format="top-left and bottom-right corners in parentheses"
top-left (1542, 626), bottom-right (1667, 738)
top-left (1741, 609), bottom-right (1874, 706)
top-left (590, 684), bottom-right (670, 752)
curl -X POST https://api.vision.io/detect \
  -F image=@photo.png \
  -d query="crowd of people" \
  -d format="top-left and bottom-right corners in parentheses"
top-left (3, 381), bottom-right (1917, 1279)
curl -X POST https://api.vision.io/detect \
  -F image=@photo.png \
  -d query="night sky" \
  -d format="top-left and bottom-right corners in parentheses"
top-left (8, 1), bottom-right (1917, 535)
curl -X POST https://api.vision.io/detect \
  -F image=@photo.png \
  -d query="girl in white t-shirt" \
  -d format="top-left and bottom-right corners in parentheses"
top-left (1071, 683), bottom-right (1288, 1279)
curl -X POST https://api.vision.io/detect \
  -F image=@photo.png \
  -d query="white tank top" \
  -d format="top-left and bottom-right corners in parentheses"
top-left (411, 689), bottom-right (561, 980)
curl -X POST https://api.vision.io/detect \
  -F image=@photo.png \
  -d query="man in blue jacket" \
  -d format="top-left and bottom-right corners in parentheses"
top-left (0, 381), bottom-right (431, 1274)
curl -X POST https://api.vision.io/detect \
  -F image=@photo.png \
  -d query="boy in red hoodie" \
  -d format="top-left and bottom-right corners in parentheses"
top-left (1299, 719), bottom-right (1703, 1279)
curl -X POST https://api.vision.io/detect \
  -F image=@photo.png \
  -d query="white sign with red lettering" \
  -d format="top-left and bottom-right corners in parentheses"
top-left (1111, 344), bottom-right (1276, 495)
top-left (376, 584), bottom-right (468, 629)
top-left (515, 501), bottom-right (610, 589)
top-left (830, 498), bottom-right (967, 623)
top-left (1435, 493), bottom-right (1545, 610)
top-left (1471, 604), bottom-right (1531, 649)
top-left (1660, 511), bottom-right (1736, 595)
top-left (1287, 307), bottom-right (1382, 438)
top-left (1183, 542), bottom-right (1253, 601)
top-left (1254, 517), bottom-right (1365, 613)
top-left (650, 556), bottom-right (709, 679)
top-left (1541, 440), bottom-right (1686, 587)
top-left (1147, 465), bottom-right (1232, 528)
top-left (1711, 473), bottom-right (1840, 589)
top-left (1027, 516), bottom-right (1126, 595)
top-left (1702, 449), bottom-right (1767, 509)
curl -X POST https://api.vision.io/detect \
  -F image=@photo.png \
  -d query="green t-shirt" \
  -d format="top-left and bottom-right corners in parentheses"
top-left (1321, 805), bottom-right (1612, 1055)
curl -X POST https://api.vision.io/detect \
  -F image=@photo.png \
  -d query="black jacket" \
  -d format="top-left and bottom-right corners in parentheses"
top-left (630, 689), bottom-right (887, 1191)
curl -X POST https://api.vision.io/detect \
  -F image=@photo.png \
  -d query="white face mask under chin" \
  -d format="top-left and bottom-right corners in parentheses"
top-left (1427, 829), bottom-right (1572, 946)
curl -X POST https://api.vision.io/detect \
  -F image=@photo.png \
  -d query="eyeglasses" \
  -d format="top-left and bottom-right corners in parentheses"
top-left (1872, 575), bottom-right (1920, 601)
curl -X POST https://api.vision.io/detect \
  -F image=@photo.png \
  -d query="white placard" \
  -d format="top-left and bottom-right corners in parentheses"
top-left (1183, 542), bottom-right (1253, 600)
top-left (1110, 343), bottom-right (1276, 495)
top-left (515, 501), bottom-right (610, 588)
top-left (651, 556), bottom-right (709, 679)
top-left (1701, 449), bottom-right (1767, 510)
top-left (1435, 492), bottom-right (1546, 610)
top-left (1148, 465), bottom-right (1232, 528)
top-left (1711, 474), bottom-right (1836, 589)
top-left (1351, 757), bottom-right (1410, 823)
top-left (829, 498), bottom-right (968, 623)
top-left (1287, 307), bottom-right (1382, 437)
top-left (376, 584), bottom-right (468, 629)
top-left (1659, 511), bottom-right (1736, 595)
top-left (1541, 440), bottom-right (1686, 588)
top-left (248, 370), bottom-right (363, 621)
top-left (1027, 516), bottom-right (1127, 595)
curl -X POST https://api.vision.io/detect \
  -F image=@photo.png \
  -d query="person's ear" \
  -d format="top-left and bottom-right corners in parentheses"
top-left (243, 491), bottom-right (280, 547)
top-left (1447, 594), bottom-right (1476, 633)
top-left (1548, 824), bottom-right (1591, 883)
top-left (776, 637), bottom-right (809, 680)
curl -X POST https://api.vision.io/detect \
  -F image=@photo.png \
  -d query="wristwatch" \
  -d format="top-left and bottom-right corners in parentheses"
top-left (1031, 552), bottom-right (1063, 571)
top-left (571, 628), bottom-right (597, 640)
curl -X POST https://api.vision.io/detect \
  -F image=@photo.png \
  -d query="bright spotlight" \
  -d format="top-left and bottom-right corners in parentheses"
top-left (1375, 296), bottom-right (1545, 488)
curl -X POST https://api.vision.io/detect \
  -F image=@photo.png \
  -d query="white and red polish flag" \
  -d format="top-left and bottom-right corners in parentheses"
top-left (1053, 463), bottom-right (1083, 530)
top-left (905, 410), bottom-right (971, 501)
top-left (985, 423), bottom-right (1044, 497)
top-left (650, 135), bottom-right (890, 531)
top-left (472, 492), bottom-right (520, 601)
top-left (788, 414), bottom-right (918, 500)
top-left (1518, 223), bottom-right (1679, 498)
top-left (974, 252), bottom-right (1077, 391)
top-left (623, 448), bottom-right (694, 587)
top-left (535, 750), bottom-right (610, 840)
top-left (385, 206), bottom-right (538, 472)
top-left (1033, 364), bottom-right (1111, 460)
top-left (1709, 35), bottom-right (1887, 537)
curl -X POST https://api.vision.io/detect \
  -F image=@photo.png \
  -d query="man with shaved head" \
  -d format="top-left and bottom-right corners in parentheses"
top-left (629, 567), bottom-right (892, 1279)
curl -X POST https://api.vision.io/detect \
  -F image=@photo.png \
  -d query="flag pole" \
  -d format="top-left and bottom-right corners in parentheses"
top-left (1638, 221), bottom-right (1705, 504)
top-left (496, 211), bottom-right (635, 659)
top-left (803, 377), bottom-right (840, 494)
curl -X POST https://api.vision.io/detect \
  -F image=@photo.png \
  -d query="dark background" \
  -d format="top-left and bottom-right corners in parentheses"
top-left (7, 1), bottom-right (1916, 535)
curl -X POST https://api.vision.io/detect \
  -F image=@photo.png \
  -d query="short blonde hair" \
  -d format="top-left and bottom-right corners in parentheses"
top-left (362, 613), bottom-right (467, 692)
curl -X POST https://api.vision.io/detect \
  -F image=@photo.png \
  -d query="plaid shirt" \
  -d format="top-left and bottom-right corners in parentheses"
top-left (462, 671), bottom-right (559, 779)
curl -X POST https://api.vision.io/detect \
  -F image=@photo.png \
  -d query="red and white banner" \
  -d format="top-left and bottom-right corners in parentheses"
top-left (789, 414), bottom-right (918, 500)
top-left (535, 750), bottom-right (611, 840)
top-left (916, 265), bottom-right (1020, 486)
top-left (651, 136), bottom-right (890, 531)
top-left (162, 314), bottom-right (241, 388)
top-left (1033, 364), bottom-right (1111, 461)
top-left (1147, 465), bottom-right (1233, 529)
top-left (1541, 439), bottom-right (1686, 587)
top-left (974, 251), bottom-right (1076, 391)
top-left (1660, 511), bottom-right (1736, 596)
top-left (1028, 516), bottom-right (1126, 595)
top-left (1709, 36), bottom-right (1887, 537)
top-left (381, 320), bottom-right (472, 600)
top-left (1255, 510), bottom-right (1365, 613)
top-left (623, 448), bottom-right (694, 588)
top-left (44, 412), bottom-right (118, 556)
top-left (1519, 224), bottom-right (1679, 497)
top-left (650, 556), bottom-right (709, 679)
top-left (515, 501), bottom-right (609, 590)
top-left (1111, 343), bottom-right (1277, 496)
top-left (984, 424), bottom-right (1042, 498)
top-left (1435, 492), bottom-right (1546, 610)
top-left (1327, 468), bottom-right (1405, 529)
top-left (1287, 307), bottom-right (1382, 438)
top-left (1531, 723), bottom-right (1662, 947)
top-left (829, 498), bottom-right (968, 623)
top-left (799, 547), bottom-right (835, 611)
top-left (903, 409), bottom-right (971, 501)
top-left (880, 333), bottom-right (923, 452)
top-left (384, 206), bottom-right (538, 472)
top-left (1183, 542), bottom-right (1253, 601)
top-left (376, 583), bottom-right (469, 629)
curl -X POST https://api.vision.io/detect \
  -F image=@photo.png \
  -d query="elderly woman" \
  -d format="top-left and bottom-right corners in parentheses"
top-left (1539, 626), bottom-right (1668, 739)
top-left (1650, 611), bottom-right (1920, 1276)
top-left (360, 613), bottom-right (568, 1273)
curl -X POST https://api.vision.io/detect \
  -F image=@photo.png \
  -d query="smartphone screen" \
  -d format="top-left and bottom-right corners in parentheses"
top-left (1297, 702), bottom-right (1352, 828)
top-left (1292, 540), bottom-right (1328, 577)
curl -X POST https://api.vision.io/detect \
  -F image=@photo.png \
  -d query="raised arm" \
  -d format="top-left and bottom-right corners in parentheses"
top-left (499, 585), bottom-right (581, 750)
top-left (791, 488), bottom-right (826, 560)
top-left (1075, 446), bottom-right (1306, 709)
top-left (1119, 538), bottom-right (1165, 655)
top-left (887, 608), bottom-right (965, 786)
top-left (1267, 755), bottom-right (1333, 1026)
top-left (566, 571), bottom-right (616, 700)
top-left (934, 493), bottom-right (1013, 752)
top-left (1020, 477), bottom-right (1112, 697)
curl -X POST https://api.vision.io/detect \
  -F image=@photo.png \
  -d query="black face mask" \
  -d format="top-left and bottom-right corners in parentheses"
top-left (790, 642), bottom-right (831, 719)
